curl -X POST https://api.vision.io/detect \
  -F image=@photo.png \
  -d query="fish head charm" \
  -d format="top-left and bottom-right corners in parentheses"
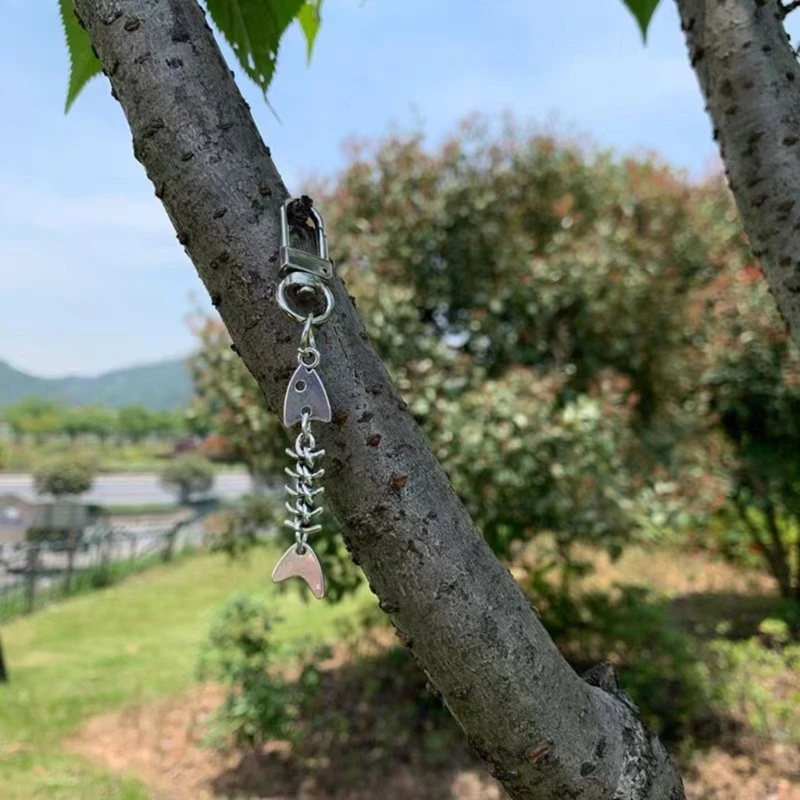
top-left (283, 364), bottom-right (332, 428)
top-left (271, 544), bottom-right (325, 599)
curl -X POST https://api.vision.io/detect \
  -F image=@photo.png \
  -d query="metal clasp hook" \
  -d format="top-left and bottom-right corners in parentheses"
top-left (277, 199), bottom-right (335, 326)
top-left (279, 200), bottom-right (334, 283)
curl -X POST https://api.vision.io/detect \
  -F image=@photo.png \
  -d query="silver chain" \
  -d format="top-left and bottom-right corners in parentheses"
top-left (283, 395), bottom-right (325, 552)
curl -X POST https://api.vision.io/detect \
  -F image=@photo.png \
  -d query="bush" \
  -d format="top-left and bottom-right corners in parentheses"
top-left (160, 455), bottom-right (215, 504)
top-left (197, 593), bottom-right (325, 747)
top-left (708, 628), bottom-right (800, 743)
top-left (32, 456), bottom-right (96, 498)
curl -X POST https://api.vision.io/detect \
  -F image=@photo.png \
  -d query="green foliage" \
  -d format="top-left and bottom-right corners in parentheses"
top-left (160, 455), bottom-right (215, 504)
top-left (2, 396), bottom-right (189, 449)
top-left (709, 630), bottom-right (800, 743)
top-left (3, 397), bottom-right (64, 440)
top-left (116, 405), bottom-right (157, 442)
top-left (622, 0), bottom-right (662, 39)
top-left (61, 405), bottom-right (117, 440)
top-left (58, 0), bottom-right (102, 111)
top-left (297, 0), bottom-right (323, 61)
top-left (59, 0), bottom-right (323, 111)
top-left (693, 245), bottom-right (800, 599)
top-left (322, 123), bottom-right (731, 556)
top-left (32, 455), bottom-right (96, 497)
top-left (197, 593), bottom-right (326, 747)
top-left (433, 370), bottom-right (636, 562)
top-left (205, 0), bottom-right (316, 99)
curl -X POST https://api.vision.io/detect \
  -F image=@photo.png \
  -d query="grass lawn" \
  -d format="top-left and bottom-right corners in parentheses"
top-left (0, 549), bottom-right (369, 800)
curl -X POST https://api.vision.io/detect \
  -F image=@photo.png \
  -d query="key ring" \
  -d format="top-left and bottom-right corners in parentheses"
top-left (276, 271), bottom-right (335, 325)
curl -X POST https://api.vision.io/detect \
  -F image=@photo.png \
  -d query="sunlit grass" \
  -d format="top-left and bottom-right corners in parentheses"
top-left (0, 547), bottom-right (369, 799)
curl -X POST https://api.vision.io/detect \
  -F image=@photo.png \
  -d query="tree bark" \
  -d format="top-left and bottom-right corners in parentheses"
top-left (73, 1), bottom-right (684, 797)
top-left (675, 0), bottom-right (800, 346)
top-left (0, 633), bottom-right (8, 683)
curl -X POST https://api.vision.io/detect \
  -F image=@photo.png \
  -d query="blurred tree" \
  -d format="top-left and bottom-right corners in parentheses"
top-left (32, 457), bottom-right (96, 498)
top-left (160, 455), bottom-right (215, 505)
top-left (3, 398), bottom-right (64, 443)
top-left (116, 404), bottom-right (155, 443)
top-left (697, 254), bottom-right (800, 601)
top-left (149, 409), bottom-right (185, 439)
top-left (61, 405), bottom-right (117, 441)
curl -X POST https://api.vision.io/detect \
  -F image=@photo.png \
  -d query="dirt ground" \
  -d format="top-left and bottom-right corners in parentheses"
top-left (69, 683), bottom-right (504, 800)
top-left (69, 680), bottom-right (800, 800)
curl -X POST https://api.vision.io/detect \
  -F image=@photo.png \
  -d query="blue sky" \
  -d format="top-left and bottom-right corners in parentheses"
top-left (0, 0), bottom-right (728, 376)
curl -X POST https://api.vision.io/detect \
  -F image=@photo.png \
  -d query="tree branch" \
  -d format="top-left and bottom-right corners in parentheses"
top-left (73, 1), bottom-right (684, 797)
top-left (675, 0), bottom-right (800, 348)
top-left (779, 1), bottom-right (800, 19)
top-left (732, 490), bottom-right (787, 593)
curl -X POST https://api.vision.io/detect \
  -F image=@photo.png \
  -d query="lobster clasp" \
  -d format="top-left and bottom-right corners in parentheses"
top-left (279, 200), bottom-right (334, 283)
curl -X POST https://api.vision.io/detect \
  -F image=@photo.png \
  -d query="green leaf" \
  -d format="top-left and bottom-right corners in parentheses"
top-left (59, 0), bottom-right (102, 112)
top-left (297, 0), bottom-right (323, 63)
top-left (205, 0), bottom-right (307, 96)
top-left (621, 0), bottom-right (661, 40)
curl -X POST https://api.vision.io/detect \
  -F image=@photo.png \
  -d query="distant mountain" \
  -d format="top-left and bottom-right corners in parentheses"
top-left (0, 358), bottom-right (193, 410)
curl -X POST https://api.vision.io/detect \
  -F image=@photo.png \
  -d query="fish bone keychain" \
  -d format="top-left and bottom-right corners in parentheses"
top-left (271, 199), bottom-right (335, 599)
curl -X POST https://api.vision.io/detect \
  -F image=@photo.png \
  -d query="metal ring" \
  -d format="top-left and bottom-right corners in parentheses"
top-left (298, 348), bottom-right (321, 368)
top-left (277, 272), bottom-right (334, 325)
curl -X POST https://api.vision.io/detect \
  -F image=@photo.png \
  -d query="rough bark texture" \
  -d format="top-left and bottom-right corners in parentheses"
top-left (73, 1), bottom-right (685, 797)
top-left (675, 0), bottom-right (800, 345)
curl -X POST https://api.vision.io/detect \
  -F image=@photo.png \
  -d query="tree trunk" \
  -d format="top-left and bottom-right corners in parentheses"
top-left (675, 0), bottom-right (800, 346)
top-left (73, 1), bottom-right (684, 797)
top-left (0, 633), bottom-right (8, 683)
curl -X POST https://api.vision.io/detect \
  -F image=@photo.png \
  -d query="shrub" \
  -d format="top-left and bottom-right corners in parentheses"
top-left (708, 630), bottom-right (800, 743)
top-left (160, 455), bottom-right (215, 504)
top-left (33, 456), bottom-right (96, 498)
top-left (197, 593), bottom-right (325, 747)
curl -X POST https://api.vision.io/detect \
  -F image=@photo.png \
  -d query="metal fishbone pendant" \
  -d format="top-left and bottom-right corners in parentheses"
top-left (271, 199), bottom-right (335, 599)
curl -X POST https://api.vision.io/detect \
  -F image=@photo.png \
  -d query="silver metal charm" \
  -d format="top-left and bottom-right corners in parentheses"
top-left (272, 199), bottom-right (336, 600)
top-left (271, 543), bottom-right (325, 599)
top-left (283, 363), bottom-right (332, 427)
